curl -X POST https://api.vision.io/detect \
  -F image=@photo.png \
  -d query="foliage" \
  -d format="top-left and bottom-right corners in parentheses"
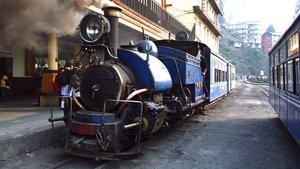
top-left (219, 29), bottom-right (269, 77)
top-left (248, 77), bottom-right (269, 83)
top-left (266, 24), bottom-right (276, 33)
top-left (296, 0), bottom-right (300, 15)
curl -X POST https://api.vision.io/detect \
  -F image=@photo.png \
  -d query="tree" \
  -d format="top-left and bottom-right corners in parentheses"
top-left (218, 0), bottom-right (226, 25)
top-left (296, 0), bottom-right (300, 15)
top-left (266, 24), bottom-right (275, 33)
top-left (219, 29), bottom-right (269, 77)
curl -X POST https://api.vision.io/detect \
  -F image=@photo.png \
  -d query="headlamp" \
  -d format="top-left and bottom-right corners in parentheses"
top-left (79, 13), bottom-right (110, 43)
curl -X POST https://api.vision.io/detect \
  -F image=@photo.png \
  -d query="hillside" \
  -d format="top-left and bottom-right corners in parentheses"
top-left (219, 30), bottom-right (269, 77)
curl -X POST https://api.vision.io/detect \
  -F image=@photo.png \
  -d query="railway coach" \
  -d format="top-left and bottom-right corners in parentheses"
top-left (269, 13), bottom-right (300, 146)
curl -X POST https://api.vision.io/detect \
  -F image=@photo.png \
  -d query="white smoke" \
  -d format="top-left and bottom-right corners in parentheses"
top-left (0, 0), bottom-right (111, 47)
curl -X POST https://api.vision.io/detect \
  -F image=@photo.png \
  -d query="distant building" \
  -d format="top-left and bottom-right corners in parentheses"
top-left (225, 21), bottom-right (261, 48)
top-left (156, 0), bottom-right (223, 53)
top-left (261, 32), bottom-right (281, 55)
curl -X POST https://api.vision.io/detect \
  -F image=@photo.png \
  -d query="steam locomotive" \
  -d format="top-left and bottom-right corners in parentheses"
top-left (50, 6), bottom-right (236, 160)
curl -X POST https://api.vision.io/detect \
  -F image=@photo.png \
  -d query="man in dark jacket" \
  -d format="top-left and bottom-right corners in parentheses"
top-left (60, 61), bottom-right (73, 109)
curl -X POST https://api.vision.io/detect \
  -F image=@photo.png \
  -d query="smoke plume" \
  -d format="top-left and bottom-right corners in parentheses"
top-left (0, 0), bottom-right (110, 47)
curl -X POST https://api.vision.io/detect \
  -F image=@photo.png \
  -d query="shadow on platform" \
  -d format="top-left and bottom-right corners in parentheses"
top-left (0, 93), bottom-right (64, 161)
top-left (0, 94), bottom-right (39, 108)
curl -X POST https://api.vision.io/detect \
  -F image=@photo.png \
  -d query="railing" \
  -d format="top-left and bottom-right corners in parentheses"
top-left (119, 0), bottom-right (190, 35)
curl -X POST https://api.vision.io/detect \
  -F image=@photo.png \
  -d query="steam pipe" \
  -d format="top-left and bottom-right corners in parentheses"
top-left (116, 88), bottom-right (148, 115)
top-left (72, 88), bottom-right (86, 111)
top-left (102, 6), bottom-right (122, 57)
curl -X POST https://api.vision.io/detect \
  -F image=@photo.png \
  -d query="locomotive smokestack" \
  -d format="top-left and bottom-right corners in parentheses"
top-left (102, 6), bottom-right (122, 56)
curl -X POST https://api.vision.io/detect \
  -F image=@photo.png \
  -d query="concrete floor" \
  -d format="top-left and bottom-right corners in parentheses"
top-left (2, 82), bottom-right (300, 169)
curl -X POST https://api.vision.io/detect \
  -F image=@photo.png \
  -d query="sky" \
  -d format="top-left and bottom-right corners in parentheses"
top-left (223, 0), bottom-right (298, 33)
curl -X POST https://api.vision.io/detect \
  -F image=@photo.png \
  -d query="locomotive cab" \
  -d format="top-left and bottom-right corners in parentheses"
top-left (154, 40), bottom-right (210, 116)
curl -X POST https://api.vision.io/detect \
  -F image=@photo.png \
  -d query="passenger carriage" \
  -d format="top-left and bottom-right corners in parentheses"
top-left (269, 13), bottom-right (300, 146)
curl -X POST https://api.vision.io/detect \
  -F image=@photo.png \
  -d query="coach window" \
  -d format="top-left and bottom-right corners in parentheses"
top-left (270, 56), bottom-right (273, 67)
top-left (218, 69), bottom-right (221, 82)
top-left (270, 68), bottom-right (272, 86)
top-left (282, 64), bottom-right (286, 90)
top-left (274, 67), bottom-right (278, 88)
top-left (231, 70), bottom-right (235, 81)
top-left (274, 52), bottom-right (279, 65)
top-left (279, 44), bottom-right (287, 63)
top-left (277, 66), bottom-right (281, 88)
top-left (284, 64), bottom-right (286, 90)
top-left (288, 32), bottom-right (299, 57)
top-left (287, 60), bottom-right (294, 93)
top-left (272, 68), bottom-right (275, 86)
top-left (279, 64), bottom-right (284, 89)
top-left (272, 67), bottom-right (275, 86)
top-left (215, 69), bottom-right (219, 82)
top-left (214, 68), bottom-right (218, 82)
top-left (214, 60), bottom-right (218, 83)
top-left (217, 69), bottom-right (220, 82)
top-left (221, 70), bottom-right (223, 82)
top-left (220, 70), bottom-right (223, 82)
top-left (296, 58), bottom-right (300, 95)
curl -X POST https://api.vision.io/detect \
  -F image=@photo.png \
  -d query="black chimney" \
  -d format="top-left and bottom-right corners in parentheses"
top-left (102, 6), bottom-right (122, 57)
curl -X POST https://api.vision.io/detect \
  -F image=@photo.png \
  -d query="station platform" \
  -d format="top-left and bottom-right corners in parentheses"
top-left (0, 97), bottom-right (65, 161)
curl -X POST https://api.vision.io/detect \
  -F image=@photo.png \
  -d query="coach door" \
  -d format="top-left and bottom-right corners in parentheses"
top-left (287, 58), bottom-right (300, 142)
top-left (227, 63), bottom-right (230, 92)
top-left (279, 63), bottom-right (288, 127)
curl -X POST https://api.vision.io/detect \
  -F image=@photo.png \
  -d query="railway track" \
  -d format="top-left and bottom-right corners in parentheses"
top-left (244, 80), bottom-right (269, 97)
top-left (258, 85), bottom-right (269, 97)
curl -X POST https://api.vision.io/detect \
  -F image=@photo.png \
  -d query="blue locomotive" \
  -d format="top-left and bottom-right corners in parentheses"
top-left (51, 6), bottom-right (236, 160)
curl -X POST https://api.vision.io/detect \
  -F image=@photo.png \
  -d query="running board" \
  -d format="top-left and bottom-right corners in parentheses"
top-left (203, 97), bottom-right (222, 110)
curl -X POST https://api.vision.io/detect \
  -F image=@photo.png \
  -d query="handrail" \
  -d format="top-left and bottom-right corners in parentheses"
top-left (117, 0), bottom-right (190, 35)
top-left (103, 99), bottom-right (143, 153)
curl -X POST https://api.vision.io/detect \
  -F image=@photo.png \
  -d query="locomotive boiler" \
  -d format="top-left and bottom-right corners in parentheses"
top-left (48, 4), bottom-right (235, 161)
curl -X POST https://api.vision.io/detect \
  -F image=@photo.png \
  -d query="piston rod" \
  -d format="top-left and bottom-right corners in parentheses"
top-left (123, 122), bottom-right (140, 130)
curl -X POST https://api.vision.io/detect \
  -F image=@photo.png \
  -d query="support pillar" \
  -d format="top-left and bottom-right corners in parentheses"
top-left (40, 33), bottom-right (59, 106)
top-left (48, 33), bottom-right (58, 71)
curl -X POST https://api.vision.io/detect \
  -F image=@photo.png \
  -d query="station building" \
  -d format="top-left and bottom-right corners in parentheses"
top-left (261, 31), bottom-right (281, 55)
top-left (156, 0), bottom-right (222, 53)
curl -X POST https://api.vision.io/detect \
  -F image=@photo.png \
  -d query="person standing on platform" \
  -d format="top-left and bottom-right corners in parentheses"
top-left (0, 74), bottom-right (10, 101)
top-left (73, 61), bottom-right (85, 80)
top-left (54, 67), bottom-right (64, 107)
top-left (70, 61), bottom-right (84, 96)
top-left (200, 46), bottom-right (209, 100)
top-left (59, 62), bottom-right (73, 109)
